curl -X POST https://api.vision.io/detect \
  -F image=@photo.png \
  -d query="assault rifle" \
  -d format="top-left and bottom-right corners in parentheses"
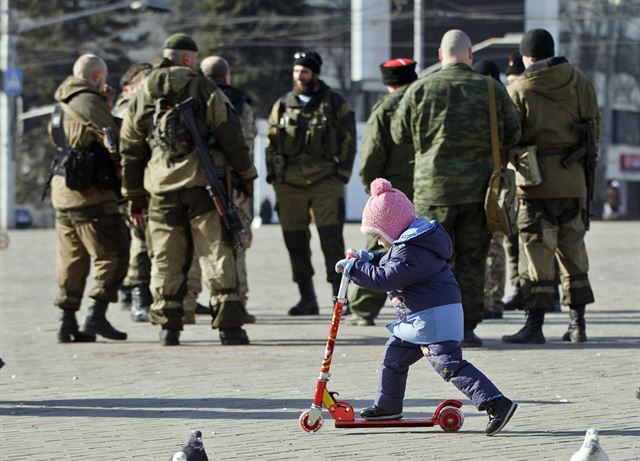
top-left (562, 118), bottom-right (598, 230)
top-left (176, 97), bottom-right (245, 250)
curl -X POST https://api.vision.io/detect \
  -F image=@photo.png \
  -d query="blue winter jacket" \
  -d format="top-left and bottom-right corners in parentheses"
top-left (347, 218), bottom-right (463, 344)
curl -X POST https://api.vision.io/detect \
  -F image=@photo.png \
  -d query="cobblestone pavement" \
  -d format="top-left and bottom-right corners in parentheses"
top-left (1, 222), bottom-right (639, 460)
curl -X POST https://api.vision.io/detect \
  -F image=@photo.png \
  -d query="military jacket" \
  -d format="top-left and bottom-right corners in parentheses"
top-left (120, 58), bottom-right (256, 198)
top-left (50, 76), bottom-right (120, 210)
top-left (508, 58), bottom-right (601, 199)
top-left (360, 87), bottom-right (414, 200)
top-left (391, 63), bottom-right (520, 208)
top-left (216, 82), bottom-right (257, 157)
top-left (265, 81), bottom-right (356, 187)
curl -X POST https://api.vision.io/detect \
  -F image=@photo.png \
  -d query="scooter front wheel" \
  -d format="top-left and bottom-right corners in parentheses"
top-left (438, 406), bottom-right (464, 432)
top-left (299, 410), bottom-right (323, 433)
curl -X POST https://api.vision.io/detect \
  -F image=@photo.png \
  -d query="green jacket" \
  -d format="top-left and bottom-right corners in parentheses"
top-left (120, 58), bottom-right (256, 198)
top-left (265, 81), bottom-right (356, 187)
top-left (360, 87), bottom-right (414, 200)
top-left (507, 58), bottom-right (601, 199)
top-left (391, 63), bottom-right (520, 208)
top-left (50, 76), bottom-right (120, 210)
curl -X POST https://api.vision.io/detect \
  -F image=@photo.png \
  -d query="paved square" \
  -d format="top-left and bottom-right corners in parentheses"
top-left (1, 222), bottom-right (638, 460)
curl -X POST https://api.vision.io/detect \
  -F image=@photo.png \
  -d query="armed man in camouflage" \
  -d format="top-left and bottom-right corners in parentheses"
top-left (349, 58), bottom-right (417, 326)
top-left (266, 51), bottom-right (356, 315)
top-left (120, 34), bottom-right (257, 346)
top-left (113, 62), bottom-right (154, 323)
top-left (391, 30), bottom-right (520, 347)
top-left (199, 55), bottom-right (258, 324)
top-left (502, 29), bottom-right (600, 344)
top-left (49, 54), bottom-right (129, 343)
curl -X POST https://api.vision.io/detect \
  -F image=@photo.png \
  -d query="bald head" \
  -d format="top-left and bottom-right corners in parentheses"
top-left (438, 29), bottom-right (473, 66)
top-left (73, 54), bottom-right (107, 89)
top-left (201, 56), bottom-right (231, 84)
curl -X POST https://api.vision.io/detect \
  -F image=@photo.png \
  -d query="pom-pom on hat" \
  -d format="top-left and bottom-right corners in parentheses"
top-left (361, 178), bottom-right (416, 243)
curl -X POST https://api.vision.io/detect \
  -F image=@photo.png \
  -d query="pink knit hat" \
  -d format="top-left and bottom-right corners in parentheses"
top-left (361, 178), bottom-right (416, 242)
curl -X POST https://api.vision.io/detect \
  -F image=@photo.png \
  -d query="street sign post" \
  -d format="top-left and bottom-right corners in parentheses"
top-left (2, 67), bottom-right (22, 95)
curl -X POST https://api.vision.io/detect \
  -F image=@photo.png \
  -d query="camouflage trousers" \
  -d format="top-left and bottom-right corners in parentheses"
top-left (147, 187), bottom-right (244, 331)
top-left (518, 198), bottom-right (594, 311)
top-left (418, 202), bottom-right (490, 329)
top-left (54, 201), bottom-right (129, 310)
top-left (483, 232), bottom-right (506, 314)
top-left (183, 200), bottom-right (253, 315)
top-left (349, 234), bottom-right (388, 320)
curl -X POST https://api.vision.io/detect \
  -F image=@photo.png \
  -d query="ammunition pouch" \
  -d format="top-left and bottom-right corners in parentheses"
top-left (266, 154), bottom-right (287, 185)
top-left (509, 145), bottom-right (543, 187)
top-left (52, 144), bottom-right (119, 192)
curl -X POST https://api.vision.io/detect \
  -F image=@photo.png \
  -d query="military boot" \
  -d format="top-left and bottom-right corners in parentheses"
top-left (562, 304), bottom-right (587, 343)
top-left (159, 327), bottom-right (180, 346)
top-left (501, 310), bottom-right (545, 344)
top-left (288, 279), bottom-right (319, 316)
top-left (220, 327), bottom-right (250, 345)
top-left (58, 309), bottom-right (96, 343)
top-left (83, 299), bottom-right (127, 341)
top-left (130, 285), bottom-right (151, 322)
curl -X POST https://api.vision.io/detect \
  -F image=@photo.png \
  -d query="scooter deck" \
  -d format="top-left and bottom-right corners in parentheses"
top-left (335, 418), bottom-right (436, 428)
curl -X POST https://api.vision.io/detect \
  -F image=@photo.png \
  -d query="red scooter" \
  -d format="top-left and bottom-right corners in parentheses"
top-left (298, 263), bottom-right (464, 433)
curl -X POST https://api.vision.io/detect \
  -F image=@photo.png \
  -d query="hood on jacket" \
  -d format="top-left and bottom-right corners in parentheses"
top-left (518, 57), bottom-right (577, 102)
top-left (146, 58), bottom-right (199, 99)
top-left (395, 217), bottom-right (452, 260)
top-left (54, 76), bottom-right (100, 103)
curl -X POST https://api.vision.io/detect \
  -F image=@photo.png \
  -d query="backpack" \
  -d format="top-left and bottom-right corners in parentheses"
top-left (152, 97), bottom-right (194, 166)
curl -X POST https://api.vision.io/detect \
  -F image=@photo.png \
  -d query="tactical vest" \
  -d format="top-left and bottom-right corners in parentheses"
top-left (275, 91), bottom-right (341, 164)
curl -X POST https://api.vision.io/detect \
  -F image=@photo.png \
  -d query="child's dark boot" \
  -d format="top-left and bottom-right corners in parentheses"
top-left (360, 405), bottom-right (402, 421)
top-left (484, 396), bottom-right (517, 436)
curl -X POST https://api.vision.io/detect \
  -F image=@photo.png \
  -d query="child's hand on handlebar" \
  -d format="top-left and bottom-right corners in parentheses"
top-left (346, 248), bottom-right (373, 261)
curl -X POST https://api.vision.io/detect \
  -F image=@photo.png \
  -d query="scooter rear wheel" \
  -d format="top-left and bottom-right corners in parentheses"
top-left (299, 410), bottom-right (323, 433)
top-left (438, 406), bottom-right (464, 432)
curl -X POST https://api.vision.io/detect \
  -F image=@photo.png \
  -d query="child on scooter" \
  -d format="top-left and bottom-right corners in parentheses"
top-left (335, 178), bottom-right (517, 436)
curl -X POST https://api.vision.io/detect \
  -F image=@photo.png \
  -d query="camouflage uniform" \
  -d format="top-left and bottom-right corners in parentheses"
top-left (120, 58), bottom-right (256, 334)
top-left (51, 76), bottom-right (129, 312)
top-left (266, 80), bottom-right (356, 298)
top-left (391, 63), bottom-right (520, 333)
top-left (183, 81), bottom-right (257, 321)
top-left (507, 57), bottom-right (599, 313)
top-left (349, 87), bottom-right (415, 322)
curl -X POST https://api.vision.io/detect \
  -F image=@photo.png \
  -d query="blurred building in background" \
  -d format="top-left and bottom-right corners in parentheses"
top-left (2, 0), bottom-right (638, 227)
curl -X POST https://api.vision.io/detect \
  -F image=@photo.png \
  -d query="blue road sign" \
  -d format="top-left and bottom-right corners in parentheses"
top-left (3, 68), bottom-right (22, 95)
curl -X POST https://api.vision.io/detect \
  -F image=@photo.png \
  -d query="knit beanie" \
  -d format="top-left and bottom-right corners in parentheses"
top-left (361, 178), bottom-right (416, 243)
top-left (520, 29), bottom-right (554, 59)
top-left (293, 51), bottom-right (322, 74)
top-left (380, 58), bottom-right (417, 86)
